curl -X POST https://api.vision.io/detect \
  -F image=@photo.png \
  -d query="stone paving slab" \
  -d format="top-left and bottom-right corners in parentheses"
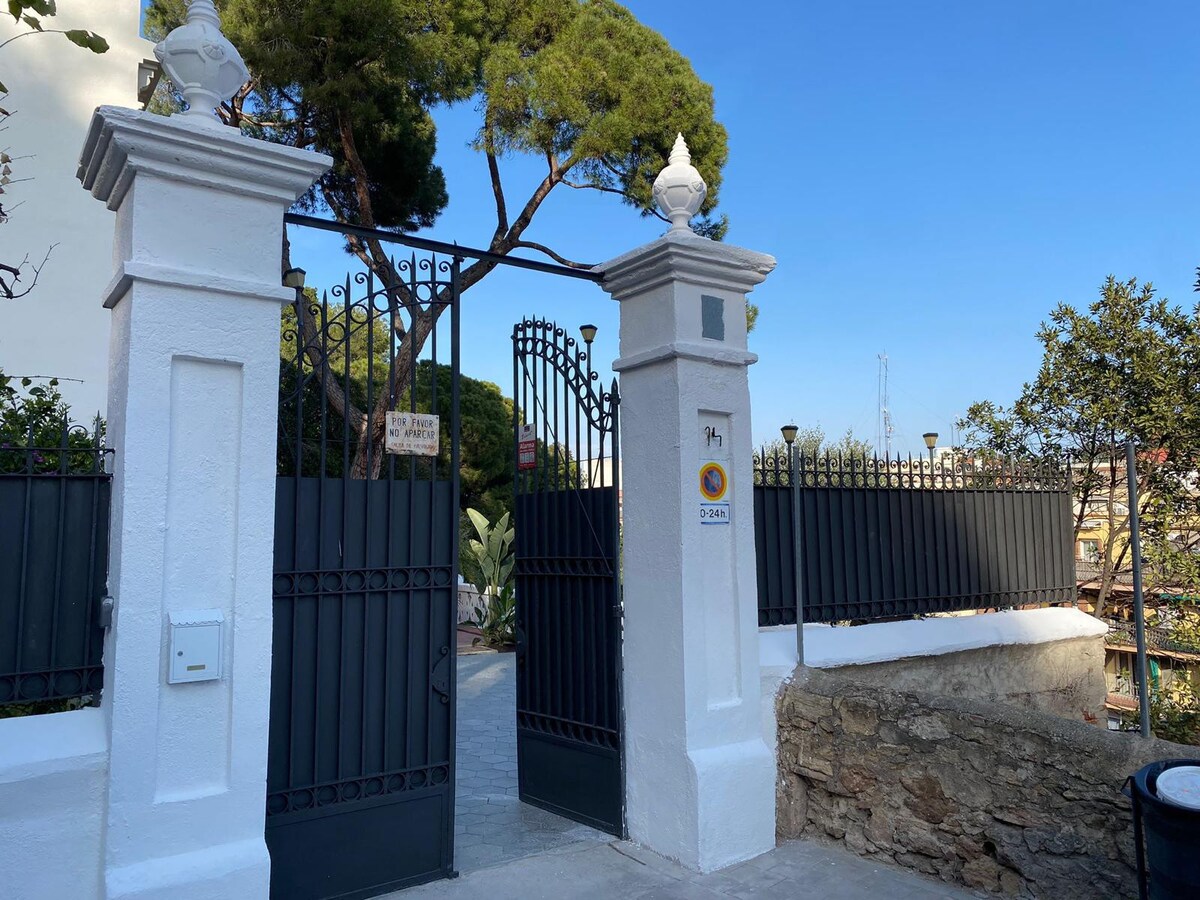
top-left (452, 653), bottom-right (609, 874)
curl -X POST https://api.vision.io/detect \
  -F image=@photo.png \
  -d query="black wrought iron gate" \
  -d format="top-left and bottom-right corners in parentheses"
top-left (511, 318), bottom-right (623, 836)
top-left (269, 246), bottom-right (461, 899)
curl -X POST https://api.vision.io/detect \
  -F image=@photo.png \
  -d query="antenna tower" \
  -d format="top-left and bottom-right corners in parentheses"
top-left (876, 353), bottom-right (894, 457)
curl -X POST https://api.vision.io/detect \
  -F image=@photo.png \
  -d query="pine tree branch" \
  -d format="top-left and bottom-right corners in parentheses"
top-left (510, 240), bottom-right (594, 270)
top-left (484, 116), bottom-right (508, 243)
top-left (487, 147), bottom-right (508, 241)
top-left (337, 110), bottom-right (377, 229)
top-left (561, 177), bottom-right (669, 222)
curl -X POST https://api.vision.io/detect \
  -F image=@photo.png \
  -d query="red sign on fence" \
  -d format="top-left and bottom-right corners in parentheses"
top-left (518, 424), bottom-right (537, 470)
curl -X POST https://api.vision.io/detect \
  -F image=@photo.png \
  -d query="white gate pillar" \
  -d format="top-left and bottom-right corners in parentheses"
top-left (76, 9), bottom-right (330, 897)
top-left (597, 136), bottom-right (777, 872)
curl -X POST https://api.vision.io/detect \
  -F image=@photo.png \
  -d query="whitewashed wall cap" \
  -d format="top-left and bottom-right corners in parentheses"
top-left (153, 0), bottom-right (249, 130)
top-left (596, 228), bottom-right (776, 301)
top-left (652, 133), bottom-right (707, 233)
top-left (77, 105), bottom-right (332, 211)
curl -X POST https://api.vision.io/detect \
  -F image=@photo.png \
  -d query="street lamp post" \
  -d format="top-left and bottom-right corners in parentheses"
top-left (923, 431), bottom-right (938, 470)
top-left (579, 323), bottom-right (597, 381)
top-left (1126, 439), bottom-right (1151, 738)
top-left (781, 423), bottom-right (803, 666)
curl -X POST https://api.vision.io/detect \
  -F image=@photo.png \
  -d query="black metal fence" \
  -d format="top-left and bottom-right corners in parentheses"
top-left (0, 420), bottom-right (111, 706)
top-left (754, 452), bottom-right (1075, 626)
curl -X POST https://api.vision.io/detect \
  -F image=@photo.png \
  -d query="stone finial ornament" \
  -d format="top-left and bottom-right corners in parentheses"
top-left (153, 0), bottom-right (249, 129)
top-left (652, 133), bottom-right (708, 233)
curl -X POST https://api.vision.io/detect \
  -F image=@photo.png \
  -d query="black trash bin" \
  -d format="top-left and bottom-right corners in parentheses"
top-left (1125, 759), bottom-right (1200, 900)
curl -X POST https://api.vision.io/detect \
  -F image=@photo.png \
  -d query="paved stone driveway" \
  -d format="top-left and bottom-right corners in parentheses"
top-left (452, 652), bottom-right (609, 873)
top-left (389, 652), bottom-right (977, 899)
top-left (402, 827), bottom-right (978, 900)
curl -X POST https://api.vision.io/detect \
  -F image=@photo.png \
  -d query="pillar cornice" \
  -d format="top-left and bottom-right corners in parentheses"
top-left (612, 340), bottom-right (758, 373)
top-left (78, 105), bottom-right (331, 211)
top-left (596, 230), bottom-right (776, 301)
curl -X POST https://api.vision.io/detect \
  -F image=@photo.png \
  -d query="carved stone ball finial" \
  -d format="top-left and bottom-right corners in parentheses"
top-left (153, 0), bottom-right (249, 129)
top-left (652, 133), bottom-right (708, 233)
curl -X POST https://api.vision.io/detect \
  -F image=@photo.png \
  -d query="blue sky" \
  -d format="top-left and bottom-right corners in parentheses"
top-left (271, 2), bottom-right (1200, 451)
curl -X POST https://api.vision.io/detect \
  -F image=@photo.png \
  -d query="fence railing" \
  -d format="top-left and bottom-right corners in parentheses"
top-left (754, 452), bottom-right (1076, 626)
top-left (1, 420), bottom-right (112, 707)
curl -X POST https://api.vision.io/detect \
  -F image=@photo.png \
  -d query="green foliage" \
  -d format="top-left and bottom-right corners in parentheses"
top-left (960, 276), bottom-right (1200, 614)
top-left (471, 583), bottom-right (516, 650)
top-left (1123, 675), bottom-right (1200, 746)
top-left (61, 28), bottom-right (107, 53)
top-left (0, 695), bottom-right (94, 719)
top-left (760, 426), bottom-right (874, 462)
top-left (1164, 608), bottom-right (1200, 655)
top-left (147, 0), bottom-right (728, 486)
top-left (0, 0), bottom-right (109, 91)
top-left (278, 301), bottom-right (515, 517)
top-left (961, 278), bottom-right (1200, 463)
top-left (465, 508), bottom-right (515, 596)
top-left (1, 2), bottom-right (107, 288)
top-left (144, 0), bottom-right (728, 243)
top-left (464, 508), bottom-right (517, 648)
top-left (475, 0), bottom-right (727, 231)
top-left (0, 370), bottom-right (103, 474)
top-left (1118, 612), bottom-right (1200, 745)
top-left (756, 427), bottom-right (873, 487)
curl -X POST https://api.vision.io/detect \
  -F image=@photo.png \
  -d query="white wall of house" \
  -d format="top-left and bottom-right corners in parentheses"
top-left (0, 1), bottom-right (150, 415)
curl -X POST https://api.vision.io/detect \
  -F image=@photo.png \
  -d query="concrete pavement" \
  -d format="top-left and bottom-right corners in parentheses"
top-left (387, 650), bottom-right (977, 899)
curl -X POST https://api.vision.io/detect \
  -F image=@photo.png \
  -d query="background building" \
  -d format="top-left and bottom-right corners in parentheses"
top-left (1, 2), bottom-right (150, 416)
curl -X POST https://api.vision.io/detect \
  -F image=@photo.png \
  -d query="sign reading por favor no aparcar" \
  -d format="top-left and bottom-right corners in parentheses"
top-left (385, 411), bottom-right (440, 456)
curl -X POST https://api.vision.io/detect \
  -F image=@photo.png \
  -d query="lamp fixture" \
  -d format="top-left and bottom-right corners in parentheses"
top-left (282, 267), bottom-right (306, 289)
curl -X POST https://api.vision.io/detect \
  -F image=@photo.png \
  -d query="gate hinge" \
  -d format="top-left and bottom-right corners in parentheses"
top-left (98, 596), bottom-right (115, 629)
top-left (612, 586), bottom-right (624, 621)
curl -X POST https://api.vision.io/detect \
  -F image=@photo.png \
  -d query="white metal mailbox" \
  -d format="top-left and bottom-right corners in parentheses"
top-left (167, 609), bottom-right (224, 684)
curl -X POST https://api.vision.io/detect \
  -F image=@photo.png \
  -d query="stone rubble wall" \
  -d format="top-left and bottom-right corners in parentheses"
top-left (776, 666), bottom-right (1200, 898)
top-left (822, 635), bottom-right (1108, 726)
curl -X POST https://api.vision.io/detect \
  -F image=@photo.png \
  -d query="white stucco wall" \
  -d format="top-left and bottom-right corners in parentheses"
top-left (759, 607), bottom-right (1109, 670)
top-left (0, 708), bottom-right (108, 900)
top-left (0, 2), bottom-right (150, 415)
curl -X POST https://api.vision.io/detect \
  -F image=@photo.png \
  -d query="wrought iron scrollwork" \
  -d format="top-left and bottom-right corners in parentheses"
top-left (278, 254), bottom-right (460, 481)
top-left (430, 645), bottom-right (451, 704)
top-left (752, 450), bottom-right (1068, 492)
top-left (512, 318), bottom-right (615, 435)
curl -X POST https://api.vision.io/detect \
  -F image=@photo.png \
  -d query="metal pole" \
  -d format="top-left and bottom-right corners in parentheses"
top-left (791, 441), bottom-right (805, 666)
top-left (1125, 439), bottom-right (1151, 738)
